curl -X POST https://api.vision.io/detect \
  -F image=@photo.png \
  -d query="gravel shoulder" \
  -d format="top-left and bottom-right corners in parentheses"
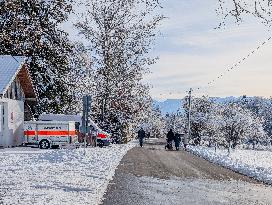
top-left (102, 139), bottom-right (272, 205)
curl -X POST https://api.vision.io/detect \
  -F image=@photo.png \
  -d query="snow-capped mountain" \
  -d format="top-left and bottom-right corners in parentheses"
top-left (153, 96), bottom-right (248, 115)
top-left (153, 99), bottom-right (183, 115)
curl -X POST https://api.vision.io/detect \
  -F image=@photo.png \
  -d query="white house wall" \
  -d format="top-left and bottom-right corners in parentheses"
top-left (0, 102), bottom-right (4, 146)
top-left (0, 98), bottom-right (24, 147)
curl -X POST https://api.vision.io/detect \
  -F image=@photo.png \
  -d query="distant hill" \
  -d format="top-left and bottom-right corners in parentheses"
top-left (153, 96), bottom-right (243, 115)
top-left (153, 99), bottom-right (183, 115)
top-left (210, 96), bottom-right (238, 103)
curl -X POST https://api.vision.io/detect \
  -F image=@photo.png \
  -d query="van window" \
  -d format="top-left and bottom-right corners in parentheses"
top-left (89, 125), bottom-right (95, 131)
top-left (75, 122), bottom-right (80, 131)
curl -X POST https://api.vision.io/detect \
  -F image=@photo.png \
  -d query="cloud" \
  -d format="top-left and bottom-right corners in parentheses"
top-left (61, 0), bottom-right (272, 99)
top-left (148, 0), bottom-right (272, 99)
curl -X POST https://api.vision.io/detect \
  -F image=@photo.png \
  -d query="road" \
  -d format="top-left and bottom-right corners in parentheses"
top-left (102, 139), bottom-right (272, 205)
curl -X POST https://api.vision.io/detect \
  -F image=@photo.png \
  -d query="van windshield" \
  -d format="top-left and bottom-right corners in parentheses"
top-left (88, 120), bottom-right (101, 131)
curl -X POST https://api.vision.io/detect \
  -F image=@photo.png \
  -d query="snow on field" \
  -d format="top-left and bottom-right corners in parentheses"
top-left (0, 143), bottom-right (135, 205)
top-left (188, 146), bottom-right (272, 184)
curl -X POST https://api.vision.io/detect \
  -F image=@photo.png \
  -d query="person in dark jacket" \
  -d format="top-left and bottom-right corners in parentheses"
top-left (165, 129), bottom-right (174, 150)
top-left (167, 129), bottom-right (174, 142)
top-left (174, 133), bottom-right (181, 150)
top-left (138, 127), bottom-right (145, 147)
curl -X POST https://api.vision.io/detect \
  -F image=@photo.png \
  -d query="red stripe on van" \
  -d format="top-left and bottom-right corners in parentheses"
top-left (38, 131), bottom-right (76, 136)
top-left (97, 133), bottom-right (107, 139)
top-left (24, 131), bottom-right (36, 136)
top-left (24, 130), bottom-right (76, 136)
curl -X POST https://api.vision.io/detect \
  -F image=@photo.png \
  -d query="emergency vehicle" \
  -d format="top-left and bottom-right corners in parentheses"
top-left (24, 121), bottom-right (78, 149)
top-left (39, 114), bottom-right (112, 147)
top-left (92, 126), bottom-right (111, 147)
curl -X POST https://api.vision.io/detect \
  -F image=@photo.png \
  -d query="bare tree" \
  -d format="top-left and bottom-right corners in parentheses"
top-left (217, 0), bottom-right (272, 27)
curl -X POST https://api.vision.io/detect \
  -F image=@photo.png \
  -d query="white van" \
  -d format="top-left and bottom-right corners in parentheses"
top-left (24, 121), bottom-right (78, 149)
top-left (39, 114), bottom-right (111, 147)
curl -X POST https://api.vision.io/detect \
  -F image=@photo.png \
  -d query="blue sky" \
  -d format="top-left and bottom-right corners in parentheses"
top-left (145, 0), bottom-right (272, 99)
top-left (64, 0), bottom-right (272, 100)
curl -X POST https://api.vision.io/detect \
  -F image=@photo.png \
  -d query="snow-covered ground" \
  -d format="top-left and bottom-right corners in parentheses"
top-left (108, 173), bottom-right (272, 205)
top-left (0, 143), bottom-right (135, 205)
top-left (188, 146), bottom-right (272, 184)
top-left (137, 176), bottom-right (272, 205)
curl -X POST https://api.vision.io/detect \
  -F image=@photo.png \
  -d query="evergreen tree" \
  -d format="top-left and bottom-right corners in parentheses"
top-left (0, 0), bottom-right (74, 114)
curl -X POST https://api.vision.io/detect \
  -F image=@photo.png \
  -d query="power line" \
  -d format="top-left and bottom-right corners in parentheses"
top-left (156, 36), bottom-right (272, 98)
top-left (189, 36), bottom-right (272, 94)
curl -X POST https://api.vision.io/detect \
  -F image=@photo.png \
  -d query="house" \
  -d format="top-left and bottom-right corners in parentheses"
top-left (0, 55), bottom-right (36, 147)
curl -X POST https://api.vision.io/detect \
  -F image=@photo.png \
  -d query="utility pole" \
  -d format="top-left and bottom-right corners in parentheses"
top-left (83, 95), bottom-right (92, 151)
top-left (101, 98), bottom-right (105, 122)
top-left (173, 114), bottom-right (176, 131)
top-left (188, 88), bottom-right (192, 141)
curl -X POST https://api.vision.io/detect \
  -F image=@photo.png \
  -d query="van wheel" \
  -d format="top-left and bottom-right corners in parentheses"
top-left (98, 141), bottom-right (104, 148)
top-left (39, 140), bottom-right (50, 149)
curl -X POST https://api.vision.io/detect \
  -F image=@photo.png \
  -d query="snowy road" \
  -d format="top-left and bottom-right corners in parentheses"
top-left (102, 139), bottom-right (272, 205)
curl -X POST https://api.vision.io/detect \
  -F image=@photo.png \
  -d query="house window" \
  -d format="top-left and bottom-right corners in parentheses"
top-left (21, 85), bottom-right (25, 100)
top-left (2, 104), bottom-right (4, 127)
top-left (7, 87), bottom-right (11, 99)
top-left (14, 78), bottom-right (23, 101)
top-left (12, 81), bottom-right (16, 100)
top-left (9, 84), bottom-right (13, 99)
top-left (14, 80), bottom-right (18, 100)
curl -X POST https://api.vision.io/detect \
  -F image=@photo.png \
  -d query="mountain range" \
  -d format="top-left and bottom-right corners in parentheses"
top-left (153, 96), bottom-right (244, 115)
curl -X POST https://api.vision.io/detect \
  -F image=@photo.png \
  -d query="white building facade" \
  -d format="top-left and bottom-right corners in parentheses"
top-left (0, 55), bottom-right (36, 147)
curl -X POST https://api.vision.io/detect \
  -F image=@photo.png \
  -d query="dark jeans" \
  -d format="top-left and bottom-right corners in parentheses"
top-left (139, 139), bottom-right (143, 147)
top-left (175, 141), bottom-right (180, 149)
top-left (184, 144), bottom-right (188, 150)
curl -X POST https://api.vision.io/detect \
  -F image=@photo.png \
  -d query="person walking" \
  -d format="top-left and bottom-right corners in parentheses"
top-left (165, 129), bottom-right (174, 150)
top-left (138, 127), bottom-right (146, 147)
top-left (174, 133), bottom-right (181, 150)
